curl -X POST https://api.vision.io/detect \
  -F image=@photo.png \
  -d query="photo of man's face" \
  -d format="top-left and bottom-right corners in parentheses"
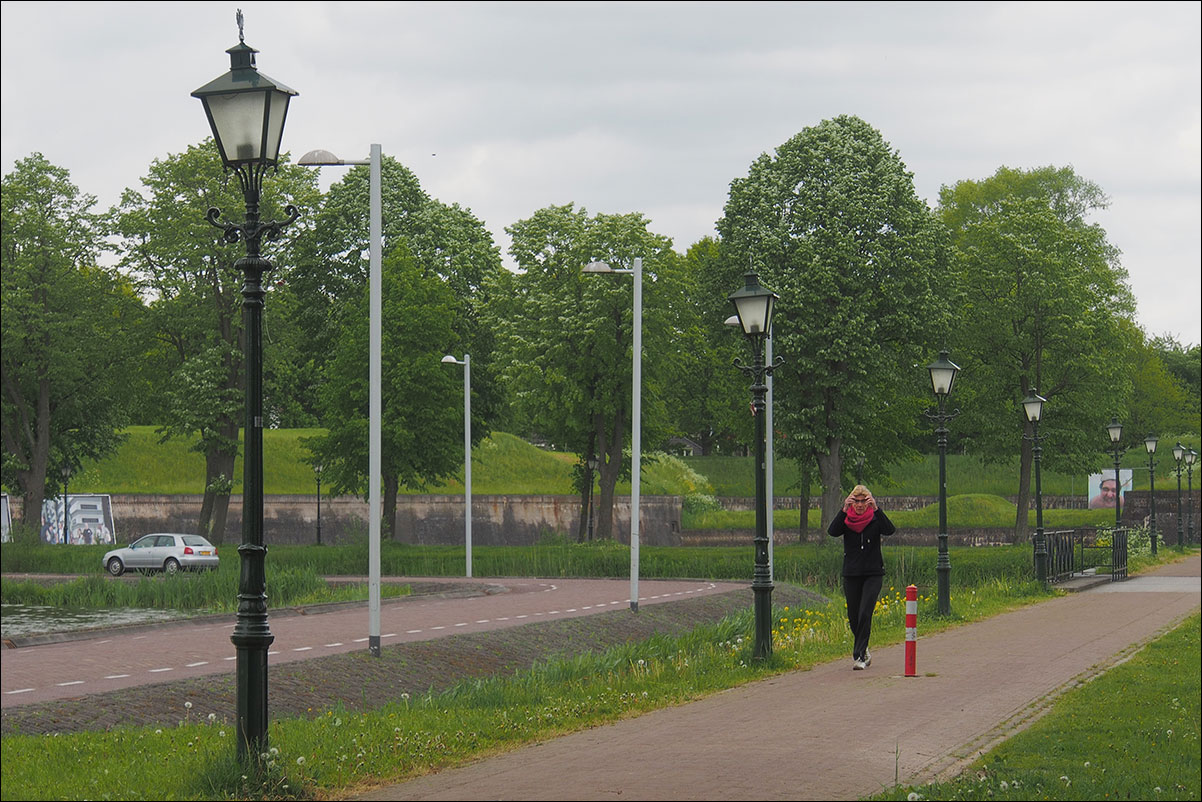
top-left (1099, 479), bottom-right (1117, 503)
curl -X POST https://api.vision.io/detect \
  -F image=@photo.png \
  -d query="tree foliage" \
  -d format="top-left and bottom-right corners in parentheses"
top-left (2, 154), bottom-right (145, 523)
top-left (492, 204), bottom-right (678, 540)
top-left (938, 165), bottom-right (1137, 534)
top-left (718, 115), bottom-right (949, 527)
top-left (306, 245), bottom-right (469, 538)
top-left (109, 141), bottom-right (319, 542)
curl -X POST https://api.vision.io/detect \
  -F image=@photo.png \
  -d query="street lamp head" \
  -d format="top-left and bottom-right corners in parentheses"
top-left (314, 462), bottom-right (323, 476)
top-left (1188, 448), bottom-right (1198, 467)
top-left (441, 355), bottom-right (459, 364)
top-left (192, 19), bottom-right (297, 170)
top-left (1145, 433), bottom-right (1159, 454)
top-left (727, 272), bottom-right (778, 337)
top-left (582, 261), bottom-right (614, 274)
top-left (926, 350), bottom-right (960, 398)
top-left (1174, 442), bottom-right (1185, 462)
top-left (1021, 390), bottom-right (1047, 423)
top-left (61, 465), bottom-right (72, 481)
top-left (1107, 417), bottom-right (1123, 444)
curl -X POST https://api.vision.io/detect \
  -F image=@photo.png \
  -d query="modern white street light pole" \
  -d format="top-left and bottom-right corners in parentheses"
top-left (298, 145), bottom-right (383, 657)
top-left (442, 354), bottom-right (472, 577)
top-left (583, 256), bottom-right (641, 612)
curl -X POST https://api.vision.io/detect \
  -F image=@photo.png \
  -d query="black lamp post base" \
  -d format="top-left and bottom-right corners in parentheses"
top-left (753, 582), bottom-right (774, 660)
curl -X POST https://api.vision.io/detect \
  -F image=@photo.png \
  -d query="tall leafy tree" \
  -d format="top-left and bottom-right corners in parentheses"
top-left (307, 245), bottom-right (468, 538)
top-left (939, 166), bottom-right (1137, 535)
top-left (110, 141), bottom-right (319, 543)
top-left (718, 116), bottom-right (949, 528)
top-left (664, 237), bottom-right (747, 456)
top-left (2, 154), bottom-right (145, 524)
top-left (493, 204), bottom-right (677, 540)
top-left (287, 156), bottom-right (505, 437)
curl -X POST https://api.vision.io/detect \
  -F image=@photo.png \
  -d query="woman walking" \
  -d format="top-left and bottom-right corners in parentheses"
top-left (827, 485), bottom-right (895, 670)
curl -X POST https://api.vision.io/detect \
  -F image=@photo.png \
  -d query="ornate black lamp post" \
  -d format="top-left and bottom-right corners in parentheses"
top-left (1173, 443), bottom-right (1185, 548)
top-left (925, 351), bottom-right (960, 616)
top-left (192, 12), bottom-right (298, 762)
top-left (60, 465), bottom-right (72, 545)
top-left (1107, 418), bottom-right (1124, 527)
top-left (1022, 391), bottom-right (1048, 583)
top-left (1187, 449), bottom-right (1197, 544)
top-left (314, 462), bottom-right (323, 546)
top-left (1145, 434), bottom-right (1158, 555)
top-left (728, 272), bottom-right (781, 661)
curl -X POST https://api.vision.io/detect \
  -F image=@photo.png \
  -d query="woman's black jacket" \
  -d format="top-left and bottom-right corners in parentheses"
top-left (827, 509), bottom-right (896, 577)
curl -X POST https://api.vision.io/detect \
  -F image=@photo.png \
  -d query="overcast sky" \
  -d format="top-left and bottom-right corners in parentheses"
top-left (3, 1), bottom-right (1199, 343)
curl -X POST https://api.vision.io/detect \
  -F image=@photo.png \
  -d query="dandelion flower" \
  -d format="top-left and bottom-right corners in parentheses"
top-left (184, 701), bottom-right (193, 710)
top-left (296, 756), bottom-right (306, 765)
top-left (155, 729), bottom-right (162, 735)
top-left (1000, 781), bottom-right (1008, 790)
top-left (1084, 761), bottom-right (1090, 767)
top-left (208, 713), bottom-right (216, 722)
top-left (907, 793), bottom-right (922, 801)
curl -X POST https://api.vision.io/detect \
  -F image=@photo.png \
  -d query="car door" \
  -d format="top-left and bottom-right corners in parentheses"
top-left (126, 535), bottom-right (157, 569)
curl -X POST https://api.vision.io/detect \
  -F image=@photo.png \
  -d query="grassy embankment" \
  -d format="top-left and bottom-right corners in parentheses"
top-left (15, 426), bottom-right (1147, 534)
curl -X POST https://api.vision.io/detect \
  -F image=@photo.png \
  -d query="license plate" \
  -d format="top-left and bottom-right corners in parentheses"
top-left (199, 550), bottom-right (212, 555)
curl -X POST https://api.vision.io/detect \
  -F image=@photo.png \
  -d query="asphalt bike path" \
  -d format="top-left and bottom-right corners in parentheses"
top-left (0, 577), bottom-right (740, 708)
top-left (353, 555), bottom-right (1201, 801)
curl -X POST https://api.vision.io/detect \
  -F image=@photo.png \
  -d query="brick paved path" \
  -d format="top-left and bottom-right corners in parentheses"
top-left (353, 555), bottom-right (1200, 801)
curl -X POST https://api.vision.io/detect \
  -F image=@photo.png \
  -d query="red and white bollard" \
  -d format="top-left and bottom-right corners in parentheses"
top-left (904, 584), bottom-right (918, 677)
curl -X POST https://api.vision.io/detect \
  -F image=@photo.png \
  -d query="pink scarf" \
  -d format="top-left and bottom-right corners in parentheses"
top-left (844, 507), bottom-right (874, 533)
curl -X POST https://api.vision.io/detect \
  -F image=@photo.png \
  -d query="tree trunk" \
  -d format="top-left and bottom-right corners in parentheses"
top-left (1016, 423), bottom-right (1033, 541)
top-left (198, 427), bottom-right (237, 544)
top-left (593, 411), bottom-right (625, 542)
top-left (16, 374), bottom-right (52, 530)
top-left (383, 474), bottom-right (399, 541)
top-left (817, 437), bottom-right (844, 533)
top-left (797, 462), bottom-right (812, 543)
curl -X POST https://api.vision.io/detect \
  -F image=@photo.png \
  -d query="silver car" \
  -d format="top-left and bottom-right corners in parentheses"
top-left (103, 533), bottom-right (219, 576)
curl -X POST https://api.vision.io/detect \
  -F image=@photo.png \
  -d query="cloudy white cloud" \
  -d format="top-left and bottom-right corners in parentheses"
top-left (3, 0), bottom-right (1198, 341)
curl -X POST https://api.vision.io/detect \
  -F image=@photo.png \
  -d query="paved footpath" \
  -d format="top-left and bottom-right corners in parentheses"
top-left (355, 554), bottom-right (1200, 801)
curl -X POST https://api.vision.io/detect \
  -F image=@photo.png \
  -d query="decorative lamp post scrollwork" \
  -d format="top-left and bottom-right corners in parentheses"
top-left (1145, 434), bottom-right (1158, 555)
top-left (1022, 390), bottom-right (1048, 584)
top-left (728, 272), bottom-right (782, 661)
top-left (192, 11), bottom-right (298, 761)
top-left (1173, 443), bottom-right (1185, 548)
top-left (1106, 418), bottom-right (1125, 527)
top-left (925, 351), bottom-right (961, 616)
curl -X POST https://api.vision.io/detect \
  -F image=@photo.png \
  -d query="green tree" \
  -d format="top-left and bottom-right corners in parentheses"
top-left (664, 237), bottom-right (747, 456)
top-left (718, 116), bottom-right (949, 529)
top-left (2, 154), bottom-right (146, 525)
top-left (110, 141), bottom-right (319, 543)
top-left (939, 166), bottom-right (1137, 536)
top-left (493, 204), bottom-right (676, 541)
top-left (307, 245), bottom-right (468, 538)
top-left (1127, 334), bottom-right (1197, 446)
top-left (289, 156), bottom-right (505, 427)
top-left (1148, 334), bottom-right (1201, 436)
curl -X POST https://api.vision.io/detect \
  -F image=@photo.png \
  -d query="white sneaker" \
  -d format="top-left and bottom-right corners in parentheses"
top-left (853, 656), bottom-right (866, 670)
top-left (862, 650), bottom-right (872, 668)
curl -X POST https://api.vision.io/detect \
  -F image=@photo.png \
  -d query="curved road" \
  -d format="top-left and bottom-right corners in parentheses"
top-left (1, 577), bottom-right (742, 708)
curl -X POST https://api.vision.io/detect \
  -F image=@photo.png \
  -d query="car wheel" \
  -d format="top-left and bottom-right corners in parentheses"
top-left (164, 558), bottom-right (181, 576)
top-left (107, 557), bottom-right (125, 577)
